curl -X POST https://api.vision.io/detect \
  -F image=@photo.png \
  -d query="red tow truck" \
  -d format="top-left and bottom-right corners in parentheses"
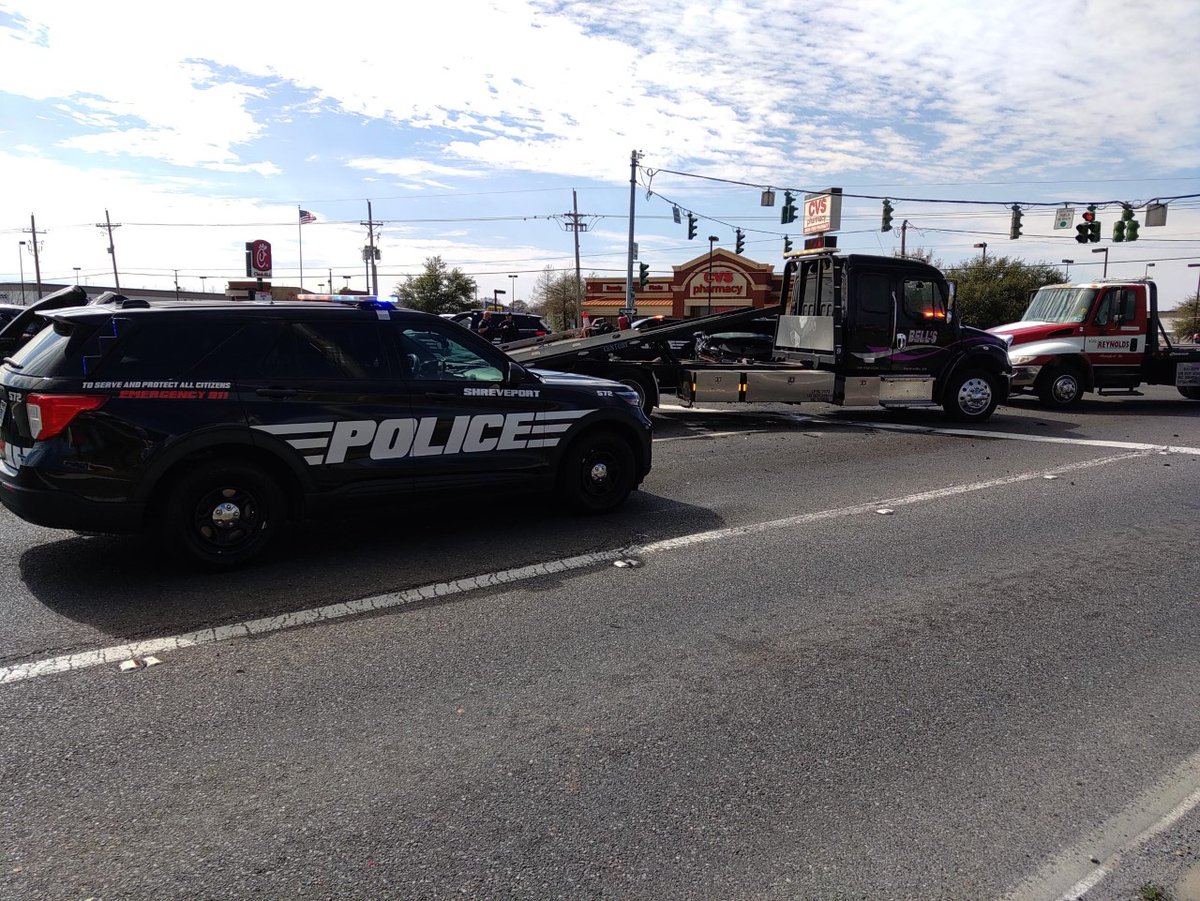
top-left (988, 278), bottom-right (1200, 408)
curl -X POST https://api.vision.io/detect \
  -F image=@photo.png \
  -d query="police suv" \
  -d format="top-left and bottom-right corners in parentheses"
top-left (0, 294), bottom-right (652, 567)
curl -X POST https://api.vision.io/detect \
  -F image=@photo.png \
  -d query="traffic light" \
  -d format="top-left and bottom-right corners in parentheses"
top-left (881, 199), bottom-right (894, 232)
top-left (780, 191), bottom-right (797, 225)
top-left (1081, 205), bottom-right (1101, 243)
top-left (1009, 204), bottom-right (1023, 240)
top-left (1120, 204), bottom-right (1139, 242)
top-left (638, 262), bottom-right (649, 288)
top-left (783, 235), bottom-right (793, 253)
top-left (1075, 221), bottom-right (1089, 244)
top-left (735, 228), bottom-right (745, 254)
top-left (1112, 219), bottom-right (1126, 242)
top-left (686, 212), bottom-right (697, 240)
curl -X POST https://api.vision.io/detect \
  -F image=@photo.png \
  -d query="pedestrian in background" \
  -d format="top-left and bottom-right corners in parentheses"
top-left (478, 310), bottom-right (497, 343)
top-left (500, 312), bottom-right (519, 343)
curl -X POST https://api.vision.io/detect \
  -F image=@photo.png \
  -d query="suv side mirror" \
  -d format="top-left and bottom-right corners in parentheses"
top-left (505, 361), bottom-right (525, 388)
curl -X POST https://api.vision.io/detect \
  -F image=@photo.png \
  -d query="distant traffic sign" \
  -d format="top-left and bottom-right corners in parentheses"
top-left (1055, 207), bottom-right (1074, 229)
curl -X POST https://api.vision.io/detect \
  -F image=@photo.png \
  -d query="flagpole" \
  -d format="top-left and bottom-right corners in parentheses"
top-left (297, 205), bottom-right (304, 290)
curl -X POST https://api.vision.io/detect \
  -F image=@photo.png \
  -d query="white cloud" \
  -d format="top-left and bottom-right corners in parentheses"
top-left (1, 0), bottom-right (1197, 303)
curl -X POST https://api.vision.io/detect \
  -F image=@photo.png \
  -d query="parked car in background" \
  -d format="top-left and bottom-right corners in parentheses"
top-left (0, 304), bottom-right (24, 331)
top-left (448, 310), bottom-right (552, 343)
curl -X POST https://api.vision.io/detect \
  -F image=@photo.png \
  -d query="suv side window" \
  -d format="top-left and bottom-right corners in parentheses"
top-left (93, 319), bottom-right (250, 380)
top-left (401, 325), bottom-right (504, 382)
top-left (249, 320), bottom-right (392, 380)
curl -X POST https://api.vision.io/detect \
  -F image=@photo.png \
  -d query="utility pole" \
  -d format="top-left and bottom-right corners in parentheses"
top-left (95, 209), bottom-right (122, 291)
top-left (361, 201), bottom-right (380, 297)
top-left (561, 189), bottom-right (588, 328)
top-left (624, 150), bottom-right (642, 318)
top-left (22, 215), bottom-right (46, 299)
top-left (900, 220), bottom-right (909, 258)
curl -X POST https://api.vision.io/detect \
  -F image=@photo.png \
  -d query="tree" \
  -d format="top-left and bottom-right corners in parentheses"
top-left (893, 246), bottom-right (943, 268)
top-left (1171, 293), bottom-right (1200, 341)
top-left (948, 256), bottom-right (1066, 330)
top-left (529, 266), bottom-right (588, 331)
top-left (394, 257), bottom-right (476, 314)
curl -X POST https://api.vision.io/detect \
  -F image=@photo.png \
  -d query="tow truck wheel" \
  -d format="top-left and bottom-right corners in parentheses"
top-left (559, 429), bottom-right (637, 513)
top-left (162, 460), bottom-right (285, 567)
top-left (943, 369), bottom-right (999, 422)
top-left (617, 375), bottom-right (657, 417)
top-left (1179, 386), bottom-right (1200, 401)
top-left (1037, 365), bottom-right (1084, 408)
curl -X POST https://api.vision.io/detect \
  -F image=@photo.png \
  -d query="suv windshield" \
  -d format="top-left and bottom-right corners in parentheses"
top-left (1021, 287), bottom-right (1097, 324)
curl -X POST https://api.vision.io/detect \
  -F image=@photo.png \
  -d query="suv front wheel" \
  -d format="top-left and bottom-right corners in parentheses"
top-left (162, 460), bottom-right (285, 567)
top-left (558, 429), bottom-right (637, 513)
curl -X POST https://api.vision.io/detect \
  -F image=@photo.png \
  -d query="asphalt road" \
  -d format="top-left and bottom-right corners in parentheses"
top-left (2, 386), bottom-right (1199, 899)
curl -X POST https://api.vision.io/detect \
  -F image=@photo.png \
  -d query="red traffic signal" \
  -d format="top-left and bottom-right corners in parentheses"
top-left (1081, 207), bottom-right (1096, 223)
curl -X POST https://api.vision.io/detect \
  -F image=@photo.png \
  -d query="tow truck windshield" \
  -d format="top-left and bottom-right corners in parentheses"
top-left (1021, 286), bottom-right (1097, 324)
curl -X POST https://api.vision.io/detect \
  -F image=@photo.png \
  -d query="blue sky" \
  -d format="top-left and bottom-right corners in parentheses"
top-left (2, 0), bottom-right (1198, 309)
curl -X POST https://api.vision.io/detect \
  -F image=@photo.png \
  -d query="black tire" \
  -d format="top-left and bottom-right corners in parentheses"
top-left (1179, 386), bottom-right (1200, 401)
top-left (942, 369), bottom-right (1000, 422)
top-left (1037, 365), bottom-right (1085, 408)
top-left (162, 460), bottom-right (285, 567)
top-left (558, 429), bottom-right (637, 513)
top-left (617, 375), bottom-right (657, 417)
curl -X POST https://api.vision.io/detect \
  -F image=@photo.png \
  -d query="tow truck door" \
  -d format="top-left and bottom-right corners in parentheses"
top-left (1084, 285), bottom-right (1147, 386)
top-left (844, 268), bottom-right (896, 374)
top-left (890, 276), bottom-right (955, 376)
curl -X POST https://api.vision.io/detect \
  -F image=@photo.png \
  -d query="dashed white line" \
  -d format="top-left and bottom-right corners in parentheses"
top-left (0, 450), bottom-right (1146, 686)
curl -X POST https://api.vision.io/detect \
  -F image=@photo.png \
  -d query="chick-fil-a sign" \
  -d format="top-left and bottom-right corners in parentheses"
top-left (245, 239), bottom-right (272, 277)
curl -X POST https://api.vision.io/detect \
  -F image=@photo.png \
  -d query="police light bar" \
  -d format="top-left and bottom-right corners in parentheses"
top-left (295, 294), bottom-right (378, 303)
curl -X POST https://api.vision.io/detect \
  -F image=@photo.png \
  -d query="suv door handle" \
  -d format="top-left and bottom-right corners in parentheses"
top-left (256, 387), bottom-right (299, 398)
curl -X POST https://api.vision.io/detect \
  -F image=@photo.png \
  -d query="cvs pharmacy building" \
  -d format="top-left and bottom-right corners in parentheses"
top-left (583, 249), bottom-right (782, 321)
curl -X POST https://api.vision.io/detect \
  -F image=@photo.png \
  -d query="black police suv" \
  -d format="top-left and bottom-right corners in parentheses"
top-left (0, 296), bottom-right (652, 567)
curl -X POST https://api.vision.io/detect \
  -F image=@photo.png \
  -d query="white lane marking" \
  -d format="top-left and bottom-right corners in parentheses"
top-left (0, 450), bottom-right (1147, 687)
top-left (656, 429), bottom-right (763, 443)
top-left (1003, 747), bottom-right (1200, 901)
top-left (825, 418), bottom-right (1200, 455)
top-left (656, 406), bottom-right (1200, 455)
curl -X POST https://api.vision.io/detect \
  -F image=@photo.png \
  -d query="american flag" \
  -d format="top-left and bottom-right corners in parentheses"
top-left (299, 209), bottom-right (316, 224)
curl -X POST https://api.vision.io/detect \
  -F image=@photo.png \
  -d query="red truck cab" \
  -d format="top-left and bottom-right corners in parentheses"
top-left (989, 279), bottom-right (1200, 407)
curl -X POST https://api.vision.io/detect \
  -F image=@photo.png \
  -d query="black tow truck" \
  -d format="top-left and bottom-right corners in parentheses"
top-left (504, 249), bottom-right (1012, 421)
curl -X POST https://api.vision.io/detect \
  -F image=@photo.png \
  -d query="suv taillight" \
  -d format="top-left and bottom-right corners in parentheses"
top-left (26, 394), bottom-right (106, 440)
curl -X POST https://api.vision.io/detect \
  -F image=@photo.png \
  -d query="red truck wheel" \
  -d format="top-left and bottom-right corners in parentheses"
top-left (1037, 366), bottom-right (1084, 408)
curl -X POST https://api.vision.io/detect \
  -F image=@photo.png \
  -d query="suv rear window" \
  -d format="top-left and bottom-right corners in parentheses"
top-left (4, 318), bottom-right (107, 378)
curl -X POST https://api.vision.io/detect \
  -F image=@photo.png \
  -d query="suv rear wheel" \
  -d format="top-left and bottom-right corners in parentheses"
top-left (162, 460), bottom-right (285, 567)
top-left (558, 429), bottom-right (636, 513)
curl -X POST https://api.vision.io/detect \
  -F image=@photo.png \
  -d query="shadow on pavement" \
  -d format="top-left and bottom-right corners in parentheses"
top-left (18, 490), bottom-right (723, 642)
